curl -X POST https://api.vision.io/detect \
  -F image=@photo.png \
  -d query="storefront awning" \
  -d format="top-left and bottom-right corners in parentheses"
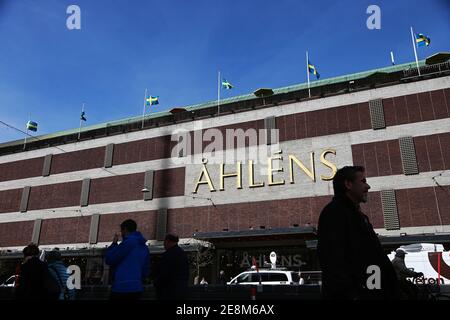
top-left (379, 233), bottom-right (450, 246)
top-left (192, 226), bottom-right (316, 242)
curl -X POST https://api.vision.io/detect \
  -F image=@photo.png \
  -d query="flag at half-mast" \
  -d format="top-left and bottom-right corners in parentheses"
top-left (308, 61), bottom-right (320, 79)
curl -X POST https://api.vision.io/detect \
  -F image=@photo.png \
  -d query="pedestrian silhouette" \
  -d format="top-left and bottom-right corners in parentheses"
top-left (15, 244), bottom-right (60, 300)
top-left (317, 166), bottom-right (399, 299)
top-left (46, 249), bottom-right (76, 300)
top-left (105, 219), bottom-right (150, 300)
top-left (154, 234), bottom-right (189, 300)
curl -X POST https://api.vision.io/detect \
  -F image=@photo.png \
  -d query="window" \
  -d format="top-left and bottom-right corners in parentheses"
top-left (290, 272), bottom-right (300, 283)
top-left (236, 273), bottom-right (252, 283)
top-left (257, 273), bottom-right (269, 282)
top-left (5, 276), bottom-right (15, 286)
top-left (269, 273), bottom-right (288, 282)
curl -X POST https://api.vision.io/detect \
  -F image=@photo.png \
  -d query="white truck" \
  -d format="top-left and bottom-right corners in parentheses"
top-left (387, 243), bottom-right (450, 285)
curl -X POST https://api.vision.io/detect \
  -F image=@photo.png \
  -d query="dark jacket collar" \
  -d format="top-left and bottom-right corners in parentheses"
top-left (333, 194), bottom-right (361, 213)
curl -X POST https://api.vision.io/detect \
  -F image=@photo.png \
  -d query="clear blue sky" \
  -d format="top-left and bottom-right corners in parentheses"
top-left (0, 0), bottom-right (449, 143)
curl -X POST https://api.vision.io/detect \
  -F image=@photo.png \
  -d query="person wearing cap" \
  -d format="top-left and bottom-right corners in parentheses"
top-left (392, 250), bottom-right (423, 280)
top-left (391, 249), bottom-right (423, 299)
top-left (154, 234), bottom-right (189, 300)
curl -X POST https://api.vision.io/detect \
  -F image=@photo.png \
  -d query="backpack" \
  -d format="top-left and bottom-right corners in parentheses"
top-left (48, 265), bottom-right (70, 300)
top-left (44, 267), bottom-right (61, 299)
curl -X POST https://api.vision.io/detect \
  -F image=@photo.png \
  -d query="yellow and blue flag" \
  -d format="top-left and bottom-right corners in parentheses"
top-left (415, 33), bottom-right (430, 47)
top-left (308, 61), bottom-right (320, 79)
top-left (26, 121), bottom-right (38, 132)
top-left (146, 95), bottom-right (159, 106)
top-left (221, 79), bottom-right (233, 89)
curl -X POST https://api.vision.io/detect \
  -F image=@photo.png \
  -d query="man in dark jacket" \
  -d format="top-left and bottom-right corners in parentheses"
top-left (105, 219), bottom-right (150, 300)
top-left (155, 234), bottom-right (189, 300)
top-left (317, 166), bottom-right (399, 300)
top-left (15, 244), bottom-right (59, 300)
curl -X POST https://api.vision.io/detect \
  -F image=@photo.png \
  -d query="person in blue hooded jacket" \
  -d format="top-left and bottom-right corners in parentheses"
top-left (105, 219), bottom-right (150, 300)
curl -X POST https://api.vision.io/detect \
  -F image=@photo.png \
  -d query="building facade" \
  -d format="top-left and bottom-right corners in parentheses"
top-left (0, 55), bottom-right (449, 284)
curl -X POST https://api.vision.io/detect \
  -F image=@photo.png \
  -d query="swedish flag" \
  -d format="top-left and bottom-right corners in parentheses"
top-left (26, 121), bottom-right (38, 132)
top-left (146, 96), bottom-right (159, 106)
top-left (221, 79), bottom-right (233, 89)
top-left (415, 33), bottom-right (430, 47)
top-left (308, 61), bottom-right (320, 79)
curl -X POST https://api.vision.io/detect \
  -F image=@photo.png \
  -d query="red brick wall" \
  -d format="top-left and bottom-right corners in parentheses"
top-left (89, 173), bottom-right (144, 204)
top-left (0, 89), bottom-right (448, 182)
top-left (166, 186), bottom-right (449, 238)
top-left (1, 183), bottom-right (449, 247)
top-left (277, 103), bottom-right (372, 142)
top-left (0, 167), bottom-right (187, 213)
top-left (384, 89), bottom-right (449, 125)
top-left (431, 90), bottom-right (449, 119)
top-left (153, 167), bottom-right (185, 198)
top-left (0, 188), bottom-right (22, 214)
top-left (89, 167), bottom-right (185, 205)
top-left (414, 133), bottom-right (450, 172)
top-left (39, 216), bottom-right (91, 245)
top-left (50, 147), bottom-right (105, 175)
top-left (28, 181), bottom-right (82, 210)
top-left (426, 135), bottom-right (445, 171)
top-left (352, 140), bottom-right (402, 177)
top-left (435, 185), bottom-right (450, 225)
top-left (395, 187), bottom-right (444, 228)
top-left (0, 157), bottom-right (44, 182)
top-left (113, 135), bottom-right (174, 166)
top-left (167, 195), bottom-right (333, 238)
top-left (97, 211), bottom-right (157, 243)
top-left (0, 220), bottom-right (34, 247)
top-left (438, 133), bottom-right (450, 169)
top-left (352, 133), bottom-right (450, 177)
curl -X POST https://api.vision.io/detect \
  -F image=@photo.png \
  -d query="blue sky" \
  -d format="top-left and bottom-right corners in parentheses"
top-left (0, 0), bottom-right (449, 143)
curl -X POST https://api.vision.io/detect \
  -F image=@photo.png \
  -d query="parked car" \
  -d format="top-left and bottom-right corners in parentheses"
top-left (227, 269), bottom-right (300, 285)
top-left (0, 275), bottom-right (16, 288)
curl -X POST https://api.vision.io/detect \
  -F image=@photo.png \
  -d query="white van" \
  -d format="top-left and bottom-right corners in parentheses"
top-left (227, 269), bottom-right (300, 285)
top-left (387, 243), bottom-right (450, 285)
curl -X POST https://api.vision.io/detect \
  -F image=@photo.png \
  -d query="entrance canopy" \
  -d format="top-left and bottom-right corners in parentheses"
top-left (379, 233), bottom-right (450, 247)
top-left (192, 226), bottom-right (317, 248)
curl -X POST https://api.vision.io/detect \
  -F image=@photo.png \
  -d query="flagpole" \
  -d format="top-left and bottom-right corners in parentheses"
top-left (410, 26), bottom-right (421, 76)
top-left (23, 114), bottom-right (30, 150)
top-left (23, 126), bottom-right (28, 150)
top-left (217, 71), bottom-right (221, 115)
top-left (141, 88), bottom-right (148, 129)
top-left (390, 51), bottom-right (395, 65)
top-left (306, 51), bottom-right (311, 98)
top-left (78, 103), bottom-right (84, 140)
